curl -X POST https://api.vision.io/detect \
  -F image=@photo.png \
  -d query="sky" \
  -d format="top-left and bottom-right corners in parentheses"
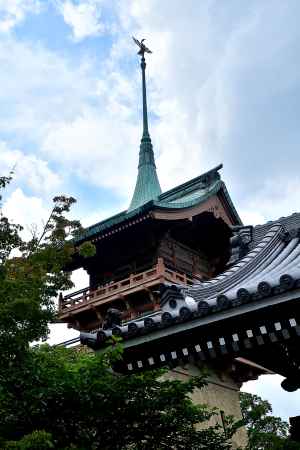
top-left (0, 0), bottom-right (300, 422)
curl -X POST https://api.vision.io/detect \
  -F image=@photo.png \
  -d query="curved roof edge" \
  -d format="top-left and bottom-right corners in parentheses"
top-left (77, 165), bottom-right (241, 243)
top-left (80, 223), bottom-right (300, 352)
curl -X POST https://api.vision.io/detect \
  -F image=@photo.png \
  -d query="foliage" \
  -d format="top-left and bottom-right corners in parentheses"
top-left (3, 430), bottom-right (54, 450)
top-left (0, 173), bottom-right (22, 265)
top-left (240, 392), bottom-right (300, 450)
top-left (0, 175), bottom-right (238, 449)
top-left (0, 174), bottom-right (82, 366)
top-left (0, 344), bottom-right (239, 449)
top-left (78, 240), bottom-right (96, 258)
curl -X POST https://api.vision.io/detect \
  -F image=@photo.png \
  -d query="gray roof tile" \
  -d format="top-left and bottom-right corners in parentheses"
top-left (81, 220), bottom-right (300, 348)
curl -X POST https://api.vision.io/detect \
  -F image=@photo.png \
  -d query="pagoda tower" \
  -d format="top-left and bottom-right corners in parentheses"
top-left (58, 39), bottom-right (300, 448)
top-left (58, 38), bottom-right (241, 333)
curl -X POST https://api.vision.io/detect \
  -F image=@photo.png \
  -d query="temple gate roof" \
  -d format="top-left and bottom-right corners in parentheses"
top-left (80, 219), bottom-right (300, 389)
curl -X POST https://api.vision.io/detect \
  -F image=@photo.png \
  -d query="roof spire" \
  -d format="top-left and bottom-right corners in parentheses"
top-left (128, 38), bottom-right (161, 212)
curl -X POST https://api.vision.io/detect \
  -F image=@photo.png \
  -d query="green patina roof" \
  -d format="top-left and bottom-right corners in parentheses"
top-left (77, 164), bottom-right (242, 244)
top-left (128, 133), bottom-right (161, 212)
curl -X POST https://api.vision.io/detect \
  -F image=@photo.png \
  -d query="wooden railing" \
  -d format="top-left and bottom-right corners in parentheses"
top-left (58, 258), bottom-right (197, 313)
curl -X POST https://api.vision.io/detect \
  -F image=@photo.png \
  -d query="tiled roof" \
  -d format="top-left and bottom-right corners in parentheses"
top-left (80, 222), bottom-right (300, 348)
top-left (251, 212), bottom-right (300, 249)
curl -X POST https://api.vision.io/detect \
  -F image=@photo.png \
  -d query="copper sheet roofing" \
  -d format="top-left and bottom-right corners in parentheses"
top-left (77, 164), bottom-right (241, 243)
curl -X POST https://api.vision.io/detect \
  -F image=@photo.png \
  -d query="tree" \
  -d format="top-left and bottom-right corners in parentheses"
top-left (1, 344), bottom-right (241, 449)
top-left (0, 176), bottom-right (238, 449)
top-left (240, 392), bottom-right (300, 450)
top-left (0, 174), bottom-right (81, 366)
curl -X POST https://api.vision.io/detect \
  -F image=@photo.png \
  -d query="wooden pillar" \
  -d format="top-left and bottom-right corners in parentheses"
top-left (157, 257), bottom-right (165, 275)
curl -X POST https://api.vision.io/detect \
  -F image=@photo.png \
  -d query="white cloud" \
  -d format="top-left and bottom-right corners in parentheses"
top-left (240, 177), bottom-right (300, 224)
top-left (0, 142), bottom-right (61, 196)
top-left (0, 0), bottom-right (42, 32)
top-left (1, 0), bottom-right (299, 221)
top-left (239, 209), bottom-right (266, 227)
top-left (0, 35), bottom-right (142, 202)
top-left (57, 0), bottom-right (105, 41)
top-left (0, 36), bottom-right (98, 140)
top-left (1, 0), bottom-right (299, 223)
top-left (42, 107), bottom-right (139, 198)
top-left (2, 188), bottom-right (50, 240)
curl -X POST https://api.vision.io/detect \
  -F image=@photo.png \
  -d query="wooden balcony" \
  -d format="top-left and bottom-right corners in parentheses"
top-left (58, 258), bottom-right (197, 319)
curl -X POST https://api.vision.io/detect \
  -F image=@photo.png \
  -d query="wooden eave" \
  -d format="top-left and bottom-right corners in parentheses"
top-left (115, 288), bottom-right (300, 377)
top-left (75, 164), bottom-right (241, 246)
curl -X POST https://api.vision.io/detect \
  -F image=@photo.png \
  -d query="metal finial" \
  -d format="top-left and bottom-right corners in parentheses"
top-left (128, 36), bottom-right (161, 212)
top-left (132, 37), bottom-right (152, 56)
